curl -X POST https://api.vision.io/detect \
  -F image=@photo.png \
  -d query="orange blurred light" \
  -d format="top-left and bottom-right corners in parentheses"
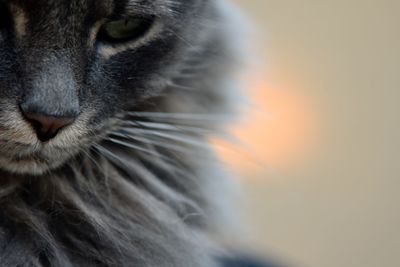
top-left (215, 79), bottom-right (317, 177)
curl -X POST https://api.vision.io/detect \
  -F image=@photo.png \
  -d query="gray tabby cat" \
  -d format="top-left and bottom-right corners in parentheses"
top-left (0, 0), bottom-right (243, 266)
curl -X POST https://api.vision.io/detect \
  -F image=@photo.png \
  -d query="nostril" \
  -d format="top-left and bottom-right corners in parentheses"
top-left (22, 112), bottom-right (76, 142)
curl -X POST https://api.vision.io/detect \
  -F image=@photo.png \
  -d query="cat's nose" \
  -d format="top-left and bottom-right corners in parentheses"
top-left (20, 110), bottom-right (76, 142)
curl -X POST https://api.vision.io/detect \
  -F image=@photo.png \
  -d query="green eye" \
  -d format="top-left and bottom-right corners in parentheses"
top-left (97, 17), bottom-right (153, 43)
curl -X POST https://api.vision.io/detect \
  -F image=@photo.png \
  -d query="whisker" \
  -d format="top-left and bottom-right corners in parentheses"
top-left (110, 133), bottom-right (196, 155)
top-left (94, 143), bottom-right (204, 219)
top-left (125, 111), bottom-right (231, 121)
top-left (119, 128), bottom-right (208, 149)
top-left (104, 137), bottom-right (165, 159)
top-left (170, 73), bottom-right (198, 79)
top-left (95, 141), bottom-right (196, 184)
top-left (166, 83), bottom-right (196, 91)
top-left (87, 147), bottom-right (115, 200)
top-left (122, 120), bottom-right (216, 136)
top-left (138, 151), bottom-right (198, 181)
top-left (165, 28), bottom-right (196, 49)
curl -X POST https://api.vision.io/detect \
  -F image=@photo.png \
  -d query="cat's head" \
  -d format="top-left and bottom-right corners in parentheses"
top-left (0, 0), bottom-right (231, 175)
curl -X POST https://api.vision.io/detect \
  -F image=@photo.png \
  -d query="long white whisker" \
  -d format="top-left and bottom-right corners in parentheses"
top-left (167, 83), bottom-right (196, 91)
top-left (120, 128), bottom-right (208, 149)
top-left (104, 137), bottom-right (165, 158)
top-left (122, 120), bottom-right (217, 136)
top-left (110, 133), bottom-right (195, 155)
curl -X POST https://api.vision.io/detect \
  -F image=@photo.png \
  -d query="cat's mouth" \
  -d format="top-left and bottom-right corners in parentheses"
top-left (0, 107), bottom-right (100, 175)
top-left (0, 108), bottom-right (116, 175)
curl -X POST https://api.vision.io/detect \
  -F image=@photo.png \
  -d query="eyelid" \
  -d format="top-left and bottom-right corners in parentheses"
top-left (106, 13), bottom-right (152, 21)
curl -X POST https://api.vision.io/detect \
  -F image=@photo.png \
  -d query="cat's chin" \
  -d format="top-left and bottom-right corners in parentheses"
top-left (0, 156), bottom-right (63, 176)
top-left (0, 148), bottom-right (75, 176)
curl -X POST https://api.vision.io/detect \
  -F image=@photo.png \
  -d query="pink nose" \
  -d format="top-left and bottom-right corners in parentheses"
top-left (22, 112), bottom-right (75, 142)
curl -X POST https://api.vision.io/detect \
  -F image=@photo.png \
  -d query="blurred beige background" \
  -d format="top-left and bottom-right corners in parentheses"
top-left (225, 1), bottom-right (400, 267)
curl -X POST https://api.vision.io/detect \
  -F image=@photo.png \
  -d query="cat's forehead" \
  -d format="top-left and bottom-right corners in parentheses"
top-left (6, 0), bottom-right (189, 17)
top-left (3, 0), bottom-right (194, 43)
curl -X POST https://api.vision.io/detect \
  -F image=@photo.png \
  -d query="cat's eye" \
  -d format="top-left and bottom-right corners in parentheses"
top-left (97, 17), bottom-right (154, 44)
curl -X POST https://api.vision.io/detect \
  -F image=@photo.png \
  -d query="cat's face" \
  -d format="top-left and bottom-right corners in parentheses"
top-left (0, 0), bottom-right (206, 175)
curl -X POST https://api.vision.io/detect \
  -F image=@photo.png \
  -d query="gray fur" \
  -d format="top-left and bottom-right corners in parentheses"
top-left (0, 0), bottom-right (242, 266)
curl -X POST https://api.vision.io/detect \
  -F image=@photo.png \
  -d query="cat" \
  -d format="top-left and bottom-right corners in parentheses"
top-left (0, 0), bottom-right (247, 266)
